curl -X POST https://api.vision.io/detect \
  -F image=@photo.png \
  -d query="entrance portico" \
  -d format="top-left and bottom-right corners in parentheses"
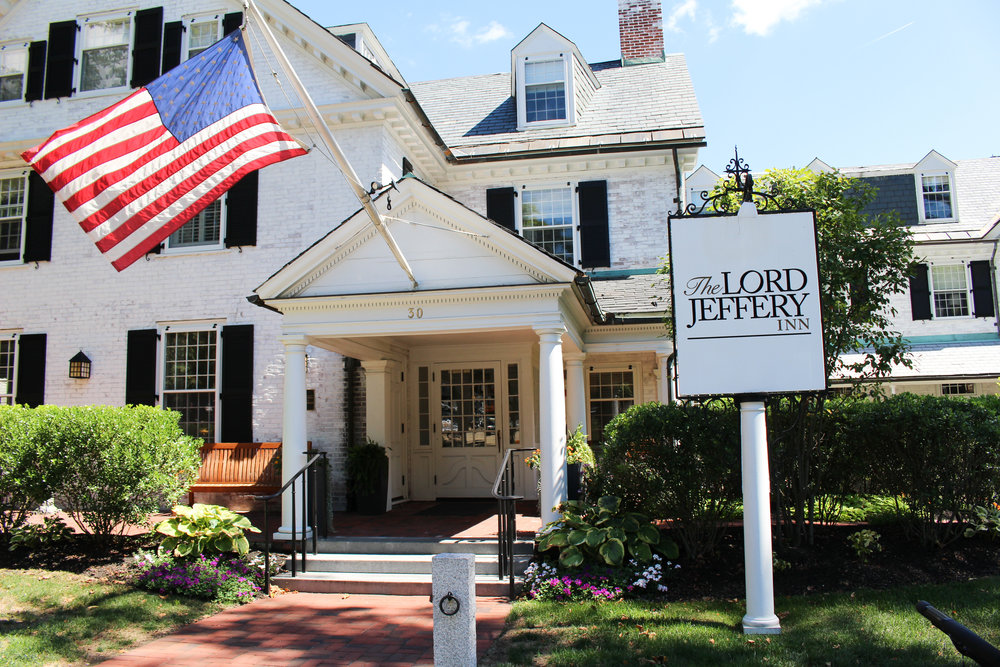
top-left (251, 177), bottom-right (672, 529)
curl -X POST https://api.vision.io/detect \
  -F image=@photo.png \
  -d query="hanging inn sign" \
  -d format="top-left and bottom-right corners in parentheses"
top-left (668, 153), bottom-right (827, 398)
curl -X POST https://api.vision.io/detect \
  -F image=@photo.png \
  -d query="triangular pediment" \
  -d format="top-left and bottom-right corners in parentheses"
top-left (255, 178), bottom-right (580, 300)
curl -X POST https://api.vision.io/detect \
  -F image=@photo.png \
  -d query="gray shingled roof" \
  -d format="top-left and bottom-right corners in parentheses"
top-left (591, 273), bottom-right (671, 317)
top-left (838, 340), bottom-right (1000, 381)
top-left (842, 157), bottom-right (1000, 240)
top-left (409, 56), bottom-right (704, 159)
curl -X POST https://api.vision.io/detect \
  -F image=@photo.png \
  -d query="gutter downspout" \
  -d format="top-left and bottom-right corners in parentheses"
top-left (672, 148), bottom-right (684, 215)
top-left (991, 239), bottom-right (1000, 337)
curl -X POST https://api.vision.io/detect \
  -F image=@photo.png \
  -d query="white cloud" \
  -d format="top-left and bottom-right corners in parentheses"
top-left (666, 0), bottom-right (698, 32)
top-left (426, 15), bottom-right (512, 48)
top-left (730, 0), bottom-right (823, 36)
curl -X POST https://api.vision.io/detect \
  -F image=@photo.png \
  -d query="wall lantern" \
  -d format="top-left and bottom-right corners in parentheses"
top-left (69, 351), bottom-right (91, 379)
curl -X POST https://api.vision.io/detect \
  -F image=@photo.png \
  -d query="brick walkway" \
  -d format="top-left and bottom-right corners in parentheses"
top-left (101, 592), bottom-right (511, 666)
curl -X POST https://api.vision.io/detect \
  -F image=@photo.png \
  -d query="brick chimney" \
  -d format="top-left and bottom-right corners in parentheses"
top-left (618, 0), bottom-right (665, 66)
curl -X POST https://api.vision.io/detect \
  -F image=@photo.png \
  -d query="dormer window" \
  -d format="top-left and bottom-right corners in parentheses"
top-left (516, 55), bottom-right (573, 129)
top-left (524, 59), bottom-right (566, 123)
top-left (920, 173), bottom-right (953, 220)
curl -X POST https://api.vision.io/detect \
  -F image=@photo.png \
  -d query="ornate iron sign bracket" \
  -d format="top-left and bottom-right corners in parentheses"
top-left (676, 146), bottom-right (783, 217)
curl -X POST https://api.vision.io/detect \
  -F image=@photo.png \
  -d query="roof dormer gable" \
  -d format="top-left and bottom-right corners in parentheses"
top-left (914, 150), bottom-right (958, 223)
top-left (510, 23), bottom-right (599, 132)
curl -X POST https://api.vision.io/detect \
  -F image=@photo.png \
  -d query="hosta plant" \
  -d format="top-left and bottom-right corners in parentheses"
top-left (154, 503), bottom-right (261, 558)
top-left (536, 495), bottom-right (678, 568)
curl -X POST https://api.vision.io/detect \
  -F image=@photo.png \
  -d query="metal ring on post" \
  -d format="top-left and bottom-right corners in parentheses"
top-left (439, 592), bottom-right (460, 616)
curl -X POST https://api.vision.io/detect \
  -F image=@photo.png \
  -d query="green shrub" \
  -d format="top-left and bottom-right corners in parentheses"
top-left (7, 516), bottom-right (73, 551)
top-left (154, 503), bottom-right (261, 558)
top-left (0, 405), bottom-right (56, 533)
top-left (592, 402), bottom-right (741, 559)
top-left (964, 504), bottom-right (1000, 540)
top-left (536, 496), bottom-right (678, 568)
top-left (346, 438), bottom-right (388, 496)
top-left (847, 529), bottom-right (882, 563)
top-left (844, 394), bottom-right (1000, 547)
top-left (50, 405), bottom-right (202, 537)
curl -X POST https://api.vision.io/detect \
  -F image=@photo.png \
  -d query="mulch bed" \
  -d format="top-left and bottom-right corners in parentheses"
top-left (667, 523), bottom-right (1000, 601)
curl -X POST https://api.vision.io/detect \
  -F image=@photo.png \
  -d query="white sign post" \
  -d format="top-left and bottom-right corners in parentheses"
top-left (669, 201), bottom-right (826, 635)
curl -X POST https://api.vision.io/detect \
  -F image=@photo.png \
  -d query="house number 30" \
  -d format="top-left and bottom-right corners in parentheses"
top-left (408, 307), bottom-right (424, 319)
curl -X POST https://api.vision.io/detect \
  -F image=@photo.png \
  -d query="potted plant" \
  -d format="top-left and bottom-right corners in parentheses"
top-left (346, 439), bottom-right (389, 515)
top-left (525, 425), bottom-right (596, 501)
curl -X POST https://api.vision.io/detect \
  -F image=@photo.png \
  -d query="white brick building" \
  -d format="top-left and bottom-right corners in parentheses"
top-left (0, 0), bottom-right (702, 521)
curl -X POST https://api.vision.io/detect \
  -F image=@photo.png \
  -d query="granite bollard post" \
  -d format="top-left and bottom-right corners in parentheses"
top-left (432, 552), bottom-right (478, 666)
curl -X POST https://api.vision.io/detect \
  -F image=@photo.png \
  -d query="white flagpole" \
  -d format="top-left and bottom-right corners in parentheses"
top-left (243, 0), bottom-right (418, 289)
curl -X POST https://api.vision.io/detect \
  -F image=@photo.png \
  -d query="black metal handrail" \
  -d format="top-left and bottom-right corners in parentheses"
top-left (253, 451), bottom-right (328, 595)
top-left (492, 447), bottom-right (534, 599)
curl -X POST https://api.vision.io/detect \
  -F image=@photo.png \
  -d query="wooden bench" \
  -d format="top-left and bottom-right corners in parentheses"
top-left (187, 442), bottom-right (311, 505)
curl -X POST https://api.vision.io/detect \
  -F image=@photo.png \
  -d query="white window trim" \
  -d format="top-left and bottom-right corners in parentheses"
top-left (515, 181), bottom-right (581, 266)
top-left (74, 10), bottom-right (136, 98)
top-left (0, 170), bottom-right (28, 267)
top-left (928, 262), bottom-right (972, 320)
top-left (158, 321), bottom-right (222, 441)
top-left (585, 364), bottom-right (640, 443)
top-left (164, 194), bottom-right (227, 254)
top-left (0, 330), bottom-right (21, 405)
top-left (0, 41), bottom-right (29, 106)
top-left (515, 53), bottom-right (575, 131)
top-left (182, 12), bottom-right (224, 61)
top-left (915, 170), bottom-right (957, 223)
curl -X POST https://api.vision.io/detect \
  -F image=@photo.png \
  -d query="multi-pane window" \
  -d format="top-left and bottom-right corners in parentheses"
top-left (0, 338), bottom-right (14, 404)
top-left (79, 16), bottom-right (131, 92)
top-left (588, 369), bottom-right (634, 447)
top-left (0, 175), bottom-right (25, 262)
top-left (507, 363), bottom-right (520, 446)
top-left (942, 382), bottom-right (974, 396)
top-left (440, 368), bottom-right (496, 449)
top-left (417, 366), bottom-right (430, 447)
top-left (524, 59), bottom-right (566, 123)
top-left (930, 264), bottom-right (969, 318)
top-left (163, 330), bottom-right (217, 440)
top-left (187, 18), bottom-right (222, 59)
top-left (0, 45), bottom-right (26, 102)
top-left (521, 187), bottom-right (575, 264)
top-left (921, 174), bottom-right (953, 220)
top-left (168, 198), bottom-right (223, 248)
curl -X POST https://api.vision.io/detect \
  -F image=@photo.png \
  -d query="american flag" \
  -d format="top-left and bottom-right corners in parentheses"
top-left (22, 30), bottom-right (306, 271)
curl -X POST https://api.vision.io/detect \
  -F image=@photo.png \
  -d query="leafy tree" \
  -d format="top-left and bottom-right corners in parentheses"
top-left (706, 169), bottom-right (914, 546)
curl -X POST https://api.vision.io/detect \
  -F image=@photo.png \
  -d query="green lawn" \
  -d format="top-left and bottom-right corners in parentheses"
top-left (0, 568), bottom-right (223, 666)
top-left (483, 576), bottom-right (1000, 666)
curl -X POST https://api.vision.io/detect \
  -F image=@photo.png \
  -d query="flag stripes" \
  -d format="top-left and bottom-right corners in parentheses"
top-left (22, 31), bottom-right (306, 271)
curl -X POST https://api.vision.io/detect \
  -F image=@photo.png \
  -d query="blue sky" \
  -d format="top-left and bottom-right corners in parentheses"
top-left (290, 0), bottom-right (999, 175)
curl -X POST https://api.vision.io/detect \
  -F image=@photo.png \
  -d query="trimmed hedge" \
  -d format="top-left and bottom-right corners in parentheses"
top-left (0, 405), bottom-right (201, 537)
top-left (592, 402), bottom-right (741, 559)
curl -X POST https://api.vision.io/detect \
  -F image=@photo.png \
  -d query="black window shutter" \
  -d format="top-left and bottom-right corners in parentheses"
top-left (25, 41), bottom-right (47, 102)
top-left (23, 172), bottom-right (54, 263)
top-left (44, 21), bottom-right (77, 99)
top-left (578, 180), bottom-right (610, 268)
top-left (224, 171), bottom-right (258, 247)
top-left (131, 7), bottom-right (164, 88)
top-left (486, 187), bottom-right (516, 231)
top-left (161, 21), bottom-right (183, 73)
top-left (908, 263), bottom-right (932, 321)
top-left (220, 324), bottom-right (254, 442)
top-left (125, 329), bottom-right (158, 406)
top-left (970, 260), bottom-right (995, 318)
top-left (15, 333), bottom-right (46, 407)
top-left (223, 12), bottom-right (243, 36)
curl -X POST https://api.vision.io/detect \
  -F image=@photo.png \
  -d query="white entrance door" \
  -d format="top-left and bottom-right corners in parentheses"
top-left (434, 364), bottom-right (502, 498)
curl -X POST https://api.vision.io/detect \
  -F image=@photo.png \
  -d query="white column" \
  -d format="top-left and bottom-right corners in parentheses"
top-left (536, 326), bottom-right (567, 526)
top-left (361, 360), bottom-right (393, 512)
top-left (740, 399), bottom-right (781, 634)
top-left (655, 352), bottom-right (672, 404)
top-left (564, 353), bottom-right (587, 436)
top-left (276, 335), bottom-right (309, 540)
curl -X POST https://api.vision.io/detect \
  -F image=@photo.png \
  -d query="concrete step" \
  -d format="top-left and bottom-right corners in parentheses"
top-left (272, 571), bottom-right (521, 597)
top-left (297, 552), bottom-right (532, 576)
top-left (312, 536), bottom-right (534, 556)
